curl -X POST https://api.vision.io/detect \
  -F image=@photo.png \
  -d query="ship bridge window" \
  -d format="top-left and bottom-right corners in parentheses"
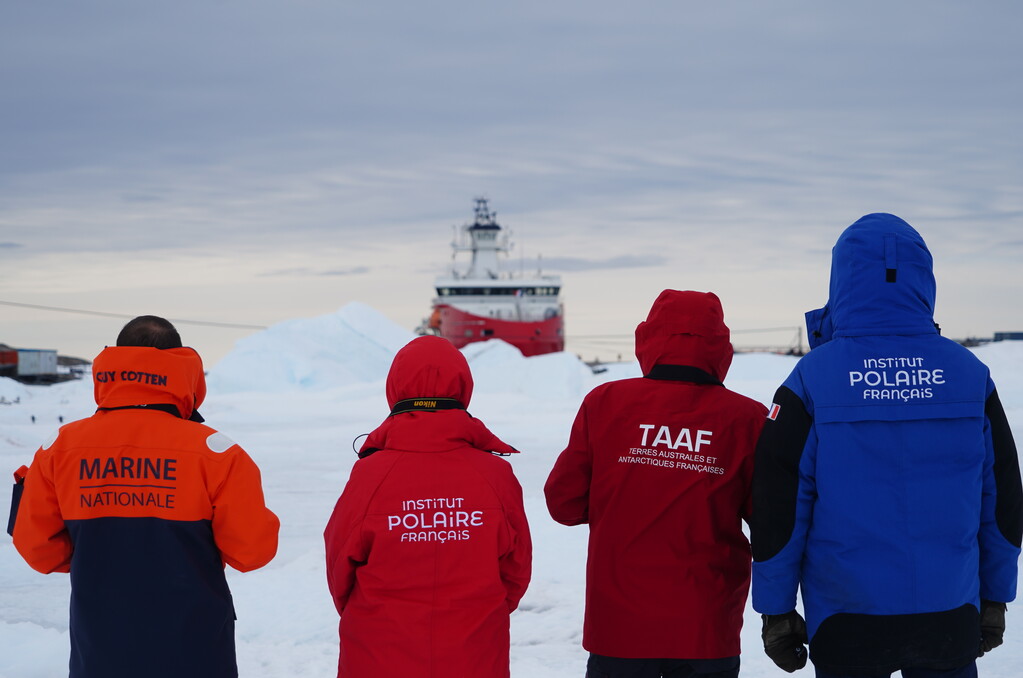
top-left (436, 287), bottom-right (518, 296)
top-left (435, 286), bottom-right (560, 297)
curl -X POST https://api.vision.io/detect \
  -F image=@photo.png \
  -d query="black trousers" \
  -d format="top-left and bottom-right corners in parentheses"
top-left (585, 653), bottom-right (740, 678)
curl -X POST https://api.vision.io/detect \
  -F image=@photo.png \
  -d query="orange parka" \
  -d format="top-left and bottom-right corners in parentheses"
top-left (12, 346), bottom-right (279, 678)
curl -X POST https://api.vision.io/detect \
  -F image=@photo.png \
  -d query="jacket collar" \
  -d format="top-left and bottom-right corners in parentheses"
top-left (644, 364), bottom-right (722, 385)
top-left (358, 409), bottom-right (518, 458)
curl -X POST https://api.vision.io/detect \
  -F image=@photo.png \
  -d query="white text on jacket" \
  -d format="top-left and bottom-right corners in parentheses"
top-left (389, 496), bottom-right (485, 543)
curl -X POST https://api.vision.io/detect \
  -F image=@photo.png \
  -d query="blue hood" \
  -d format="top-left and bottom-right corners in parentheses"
top-left (806, 213), bottom-right (938, 347)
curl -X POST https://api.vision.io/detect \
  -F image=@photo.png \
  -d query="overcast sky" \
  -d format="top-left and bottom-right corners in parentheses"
top-left (2, 1), bottom-right (1021, 365)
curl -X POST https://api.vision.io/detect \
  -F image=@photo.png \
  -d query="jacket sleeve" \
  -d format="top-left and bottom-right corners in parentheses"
top-left (12, 444), bottom-right (73, 574)
top-left (498, 469), bottom-right (532, 612)
top-left (979, 385), bottom-right (1023, 602)
top-left (751, 374), bottom-right (817, 615)
top-left (323, 463), bottom-right (374, 616)
top-left (208, 443), bottom-right (280, 572)
top-left (740, 404), bottom-right (769, 523)
top-left (544, 398), bottom-right (593, 525)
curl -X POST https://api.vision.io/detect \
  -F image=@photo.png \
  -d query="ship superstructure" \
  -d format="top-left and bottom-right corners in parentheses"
top-left (423, 199), bottom-right (564, 356)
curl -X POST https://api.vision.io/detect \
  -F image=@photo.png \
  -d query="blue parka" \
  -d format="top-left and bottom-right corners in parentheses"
top-left (751, 214), bottom-right (1023, 675)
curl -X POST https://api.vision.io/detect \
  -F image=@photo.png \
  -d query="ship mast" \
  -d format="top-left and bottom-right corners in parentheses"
top-left (452, 198), bottom-right (509, 280)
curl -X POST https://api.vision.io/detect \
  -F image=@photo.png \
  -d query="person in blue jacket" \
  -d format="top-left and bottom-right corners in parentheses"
top-left (751, 213), bottom-right (1023, 678)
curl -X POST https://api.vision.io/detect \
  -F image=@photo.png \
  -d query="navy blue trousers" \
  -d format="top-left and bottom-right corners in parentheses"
top-left (815, 659), bottom-right (977, 678)
top-left (585, 653), bottom-right (739, 678)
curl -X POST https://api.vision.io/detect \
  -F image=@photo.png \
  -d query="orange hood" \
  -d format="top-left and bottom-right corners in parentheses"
top-left (92, 346), bottom-right (207, 420)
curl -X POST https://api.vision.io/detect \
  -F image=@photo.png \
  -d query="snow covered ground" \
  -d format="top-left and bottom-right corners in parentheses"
top-left (2, 303), bottom-right (1022, 678)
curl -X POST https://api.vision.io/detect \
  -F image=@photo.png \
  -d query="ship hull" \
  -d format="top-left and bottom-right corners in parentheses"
top-left (432, 304), bottom-right (564, 356)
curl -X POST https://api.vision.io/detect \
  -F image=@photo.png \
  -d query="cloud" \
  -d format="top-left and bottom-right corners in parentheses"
top-left (120, 193), bottom-right (164, 204)
top-left (539, 255), bottom-right (669, 272)
top-left (3, 1), bottom-right (1022, 361)
top-left (320, 267), bottom-right (371, 277)
top-left (258, 266), bottom-right (370, 278)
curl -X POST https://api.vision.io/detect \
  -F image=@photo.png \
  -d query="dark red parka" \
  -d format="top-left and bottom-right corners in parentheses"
top-left (545, 290), bottom-right (767, 659)
top-left (324, 336), bottom-right (531, 678)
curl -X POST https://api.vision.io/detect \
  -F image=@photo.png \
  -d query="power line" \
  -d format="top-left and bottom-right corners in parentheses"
top-left (568, 327), bottom-right (799, 340)
top-left (731, 326), bottom-right (801, 334)
top-left (0, 299), bottom-right (267, 331)
top-left (1, 298), bottom-right (799, 338)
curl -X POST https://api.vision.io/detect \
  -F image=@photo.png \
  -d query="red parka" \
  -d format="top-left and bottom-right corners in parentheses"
top-left (324, 336), bottom-right (532, 678)
top-left (545, 290), bottom-right (767, 659)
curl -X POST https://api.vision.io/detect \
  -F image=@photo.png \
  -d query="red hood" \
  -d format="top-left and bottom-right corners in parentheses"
top-left (361, 336), bottom-right (517, 456)
top-left (634, 290), bottom-right (733, 380)
top-left (385, 335), bottom-right (474, 409)
top-left (92, 346), bottom-right (207, 420)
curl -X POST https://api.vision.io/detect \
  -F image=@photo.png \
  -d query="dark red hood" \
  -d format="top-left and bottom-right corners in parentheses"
top-left (634, 290), bottom-right (733, 380)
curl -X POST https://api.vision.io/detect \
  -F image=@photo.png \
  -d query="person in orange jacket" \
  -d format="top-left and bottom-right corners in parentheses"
top-left (10, 315), bottom-right (280, 678)
top-left (324, 335), bottom-right (532, 678)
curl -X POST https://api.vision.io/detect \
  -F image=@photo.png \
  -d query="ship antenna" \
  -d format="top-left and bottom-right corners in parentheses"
top-left (474, 197), bottom-right (496, 226)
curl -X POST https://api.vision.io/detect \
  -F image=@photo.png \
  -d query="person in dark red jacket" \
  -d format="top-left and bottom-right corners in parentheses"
top-left (324, 335), bottom-right (532, 678)
top-left (545, 290), bottom-right (768, 678)
top-left (11, 315), bottom-right (280, 678)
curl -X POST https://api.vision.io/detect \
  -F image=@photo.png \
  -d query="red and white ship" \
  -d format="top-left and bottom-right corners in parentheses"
top-left (421, 199), bottom-right (564, 356)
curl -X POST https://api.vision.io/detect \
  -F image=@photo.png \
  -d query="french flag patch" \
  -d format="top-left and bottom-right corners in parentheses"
top-left (767, 403), bottom-right (781, 421)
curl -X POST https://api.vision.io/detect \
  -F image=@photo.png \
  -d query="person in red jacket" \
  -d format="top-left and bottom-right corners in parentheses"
top-left (11, 315), bottom-right (280, 678)
top-left (324, 335), bottom-right (532, 678)
top-left (545, 290), bottom-right (768, 678)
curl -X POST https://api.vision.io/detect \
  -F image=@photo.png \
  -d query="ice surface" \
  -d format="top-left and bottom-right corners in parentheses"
top-left (2, 304), bottom-right (1020, 678)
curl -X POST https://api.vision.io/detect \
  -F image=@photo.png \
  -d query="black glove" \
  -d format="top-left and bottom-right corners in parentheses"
top-left (979, 600), bottom-right (1006, 657)
top-left (7, 465), bottom-right (28, 537)
top-left (762, 611), bottom-right (808, 672)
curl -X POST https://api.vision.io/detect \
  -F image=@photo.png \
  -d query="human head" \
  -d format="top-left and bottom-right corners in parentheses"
top-left (385, 336), bottom-right (474, 411)
top-left (101, 316), bottom-right (205, 421)
top-left (116, 315), bottom-right (183, 350)
top-left (805, 213), bottom-right (937, 348)
top-left (634, 290), bottom-right (733, 380)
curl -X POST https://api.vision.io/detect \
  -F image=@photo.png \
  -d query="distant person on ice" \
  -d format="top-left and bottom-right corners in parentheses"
top-left (751, 214), bottom-right (1023, 678)
top-left (324, 335), bottom-right (531, 678)
top-left (11, 315), bottom-right (280, 678)
top-left (545, 289), bottom-right (768, 678)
